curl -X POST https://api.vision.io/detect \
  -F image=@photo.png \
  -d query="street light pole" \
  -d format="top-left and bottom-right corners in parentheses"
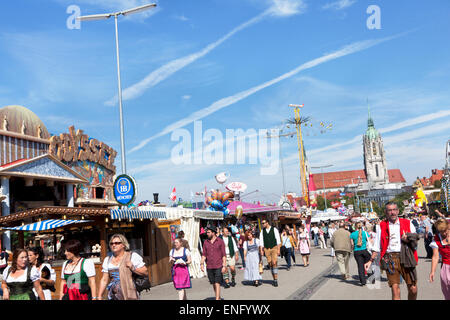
top-left (114, 13), bottom-right (126, 174)
top-left (77, 3), bottom-right (157, 175)
top-left (311, 164), bottom-right (333, 211)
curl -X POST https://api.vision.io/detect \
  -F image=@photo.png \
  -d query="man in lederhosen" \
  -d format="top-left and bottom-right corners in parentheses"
top-left (259, 219), bottom-right (281, 287)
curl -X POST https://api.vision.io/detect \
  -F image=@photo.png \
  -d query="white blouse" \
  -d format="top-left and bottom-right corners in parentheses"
top-left (2, 266), bottom-right (40, 283)
top-left (102, 252), bottom-right (145, 273)
top-left (61, 258), bottom-right (96, 278)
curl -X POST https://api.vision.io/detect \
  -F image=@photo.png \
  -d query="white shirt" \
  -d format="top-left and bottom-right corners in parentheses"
top-left (281, 234), bottom-right (293, 249)
top-left (311, 227), bottom-right (319, 234)
top-left (222, 236), bottom-right (238, 256)
top-left (259, 226), bottom-right (281, 248)
top-left (243, 238), bottom-right (260, 251)
top-left (430, 233), bottom-right (446, 249)
top-left (373, 219), bottom-right (416, 253)
top-left (2, 266), bottom-right (40, 283)
top-left (33, 263), bottom-right (56, 300)
top-left (169, 248), bottom-right (191, 260)
top-left (61, 258), bottom-right (96, 278)
top-left (102, 252), bottom-right (145, 273)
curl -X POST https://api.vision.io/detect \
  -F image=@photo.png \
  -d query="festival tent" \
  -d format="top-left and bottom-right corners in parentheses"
top-left (136, 206), bottom-right (222, 279)
top-left (227, 201), bottom-right (285, 214)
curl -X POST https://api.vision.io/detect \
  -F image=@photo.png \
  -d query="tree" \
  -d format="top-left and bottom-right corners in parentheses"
top-left (434, 180), bottom-right (442, 189)
top-left (316, 195), bottom-right (332, 211)
top-left (390, 191), bottom-right (414, 214)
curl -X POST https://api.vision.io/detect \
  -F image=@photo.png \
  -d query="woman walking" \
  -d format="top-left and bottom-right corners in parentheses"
top-left (297, 226), bottom-right (311, 267)
top-left (28, 247), bottom-right (56, 300)
top-left (98, 234), bottom-right (147, 300)
top-left (169, 238), bottom-right (192, 300)
top-left (429, 219), bottom-right (450, 299)
top-left (59, 239), bottom-right (97, 300)
top-left (1, 249), bottom-right (45, 300)
top-left (318, 223), bottom-right (327, 249)
top-left (350, 222), bottom-right (371, 286)
top-left (328, 223), bottom-right (337, 257)
top-left (243, 230), bottom-right (262, 286)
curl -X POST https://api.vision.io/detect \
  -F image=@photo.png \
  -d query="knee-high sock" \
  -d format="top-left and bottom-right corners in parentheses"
top-left (231, 270), bottom-right (236, 281)
top-left (223, 270), bottom-right (229, 281)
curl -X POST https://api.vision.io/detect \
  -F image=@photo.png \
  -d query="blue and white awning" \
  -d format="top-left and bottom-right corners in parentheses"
top-left (5, 219), bottom-right (90, 231)
top-left (110, 209), bottom-right (167, 220)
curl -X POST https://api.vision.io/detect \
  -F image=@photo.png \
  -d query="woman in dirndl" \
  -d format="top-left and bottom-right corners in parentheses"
top-left (59, 239), bottom-right (97, 300)
top-left (1, 249), bottom-right (45, 300)
top-left (98, 234), bottom-right (148, 300)
top-left (243, 230), bottom-right (262, 286)
top-left (170, 238), bottom-right (192, 300)
top-left (297, 226), bottom-right (311, 267)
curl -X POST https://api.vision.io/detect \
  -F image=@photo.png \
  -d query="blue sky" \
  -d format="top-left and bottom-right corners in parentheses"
top-left (1, 0), bottom-right (449, 204)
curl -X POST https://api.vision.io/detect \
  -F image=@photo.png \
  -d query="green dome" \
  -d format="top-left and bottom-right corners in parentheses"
top-left (365, 117), bottom-right (379, 140)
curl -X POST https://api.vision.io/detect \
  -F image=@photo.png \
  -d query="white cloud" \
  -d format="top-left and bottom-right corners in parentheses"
top-left (129, 34), bottom-right (399, 153)
top-left (322, 0), bottom-right (357, 11)
top-left (104, 0), bottom-right (306, 106)
top-left (268, 0), bottom-right (307, 17)
top-left (182, 95), bottom-right (191, 100)
top-left (174, 14), bottom-right (189, 22)
top-left (104, 11), bottom-right (269, 106)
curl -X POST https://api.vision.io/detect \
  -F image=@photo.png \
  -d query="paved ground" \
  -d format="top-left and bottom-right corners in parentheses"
top-left (143, 238), bottom-right (445, 300)
top-left (142, 245), bottom-right (334, 300)
top-left (310, 238), bottom-right (443, 300)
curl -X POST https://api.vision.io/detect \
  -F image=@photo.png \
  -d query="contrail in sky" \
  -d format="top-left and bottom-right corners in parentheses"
top-left (129, 34), bottom-right (401, 154)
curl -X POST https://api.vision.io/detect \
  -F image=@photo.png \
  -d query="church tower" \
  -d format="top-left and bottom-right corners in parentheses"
top-left (363, 104), bottom-right (389, 188)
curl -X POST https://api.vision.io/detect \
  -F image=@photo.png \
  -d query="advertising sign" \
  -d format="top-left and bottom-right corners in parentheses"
top-left (113, 174), bottom-right (136, 206)
top-left (226, 182), bottom-right (248, 193)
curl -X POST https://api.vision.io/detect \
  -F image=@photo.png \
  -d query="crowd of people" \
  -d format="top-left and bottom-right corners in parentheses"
top-left (0, 203), bottom-right (448, 301)
top-left (1, 234), bottom-right (149, 300)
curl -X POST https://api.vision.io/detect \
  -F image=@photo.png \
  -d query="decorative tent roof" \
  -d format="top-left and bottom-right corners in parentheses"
top-left (0, 206), bottom-right (110, 226)
top-left (0, 154), bottom-right (88, 184)
top-left (0, 105), bottom-right (50, 139)
top-left (227, 201), bottom-right (287, 214)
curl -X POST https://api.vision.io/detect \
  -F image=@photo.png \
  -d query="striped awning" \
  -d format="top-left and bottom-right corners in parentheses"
top-left (4, 219), bottom-right (90, 232)
top-left (110, 209), bottom-right (167, 220)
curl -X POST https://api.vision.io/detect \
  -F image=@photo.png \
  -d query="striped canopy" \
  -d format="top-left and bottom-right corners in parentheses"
top-left (5, 219), bottom-right (90, 232)
top-left (110, 209), bottom-right (167, 220)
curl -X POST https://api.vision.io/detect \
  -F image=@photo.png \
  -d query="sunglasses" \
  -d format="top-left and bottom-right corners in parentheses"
top-left (110, 242), bottom-right (122, 246)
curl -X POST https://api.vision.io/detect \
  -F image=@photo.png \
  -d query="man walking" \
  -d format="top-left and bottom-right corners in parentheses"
top-left (220, 227), bottom-right (239, 288)
top-left (364, 202), bottom-right (418, 300)
top-left (421, 215), bottom-right (434, 259)
top-left (311, 224), bottom-right (319, 247)
top-left (259, 219), bottom-right (281, 287)
top-left (330, 222), bottom-right (352, 280)
top-left (201, 226), bottom-right (227, 300)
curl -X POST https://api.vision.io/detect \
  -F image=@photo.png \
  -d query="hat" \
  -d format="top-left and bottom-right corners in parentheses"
top-left (205, 225), bottom-right (217, 233)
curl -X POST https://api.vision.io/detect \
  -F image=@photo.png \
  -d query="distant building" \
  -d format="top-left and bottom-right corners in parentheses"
top-left (310, 107), bottom-right (407, 209)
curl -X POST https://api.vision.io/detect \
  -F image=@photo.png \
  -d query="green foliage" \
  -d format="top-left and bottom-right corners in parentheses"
top-left (316, 195), bottom-right (332, 211)
top-left (434, 180), bottom-right (442, 188)
top-left (389, 191), bottom-right (413, 215)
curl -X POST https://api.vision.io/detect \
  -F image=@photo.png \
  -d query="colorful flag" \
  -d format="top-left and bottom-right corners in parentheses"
top-left (170, 187), bottom-right (176, 202)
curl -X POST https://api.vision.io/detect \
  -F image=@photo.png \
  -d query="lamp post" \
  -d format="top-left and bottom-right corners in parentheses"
top-left (77, 3), bottom-right (157, 175)
top-left (311, 164), bottom-right (333, 211)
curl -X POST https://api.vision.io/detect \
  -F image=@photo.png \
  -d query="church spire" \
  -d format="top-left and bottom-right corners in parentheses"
top-left (367, 98), bottom-right (374, 128)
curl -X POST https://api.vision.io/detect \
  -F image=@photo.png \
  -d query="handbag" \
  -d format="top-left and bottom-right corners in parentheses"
top-left (258, 261), bottom-right (263, 274)
top-left (132, 272), bottom-right (151, 293)
top-left (129, 252), bottom-right (151, 293)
